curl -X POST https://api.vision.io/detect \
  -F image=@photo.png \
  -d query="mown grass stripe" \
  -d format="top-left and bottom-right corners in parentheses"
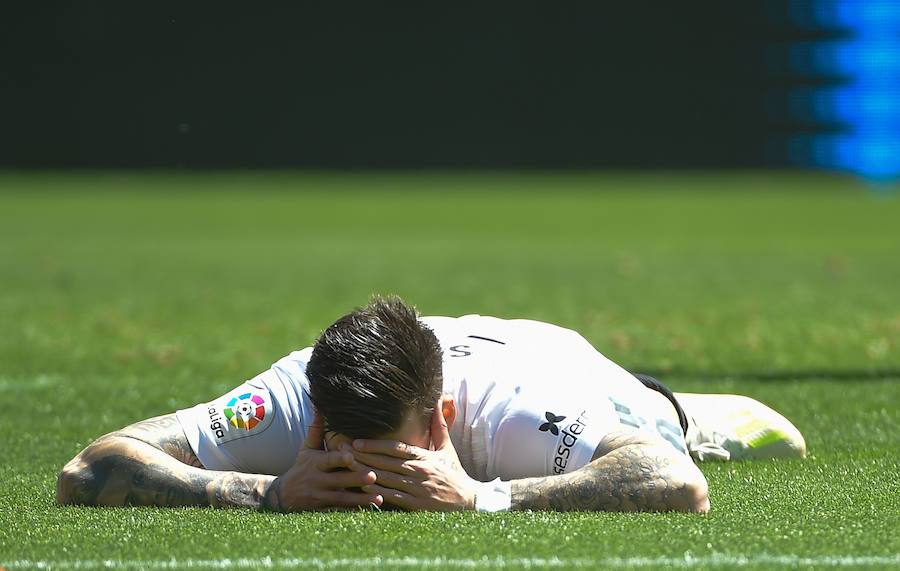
top-left (3, 554), bottom-right (899, 569)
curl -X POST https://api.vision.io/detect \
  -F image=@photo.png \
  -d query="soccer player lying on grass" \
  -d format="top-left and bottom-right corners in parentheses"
top-left (57, 296), bottom-right (805, 513)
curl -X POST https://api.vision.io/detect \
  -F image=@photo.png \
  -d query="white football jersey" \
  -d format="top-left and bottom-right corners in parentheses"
top-left (176, 315), bottom-right (688, 480)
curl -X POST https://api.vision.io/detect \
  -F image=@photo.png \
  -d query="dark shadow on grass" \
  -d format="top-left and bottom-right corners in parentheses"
top-left (636, 368), bottom-right (900, 382)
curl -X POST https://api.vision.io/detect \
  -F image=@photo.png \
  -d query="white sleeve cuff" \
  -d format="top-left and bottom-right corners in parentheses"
top-left (474, 478), bottom-right (512, 512)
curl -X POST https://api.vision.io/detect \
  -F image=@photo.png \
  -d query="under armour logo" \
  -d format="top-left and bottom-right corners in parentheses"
top-left (538, 412), bottom-right (567, 435)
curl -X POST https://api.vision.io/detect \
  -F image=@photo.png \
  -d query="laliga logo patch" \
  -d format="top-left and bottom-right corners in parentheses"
top-left (225, 393), bottom-right (266, 430)
top-left (209, 388), bottom-right (274, 443)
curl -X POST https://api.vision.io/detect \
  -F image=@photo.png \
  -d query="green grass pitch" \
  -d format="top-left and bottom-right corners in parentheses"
top-left (0, 171), bottom-right (898, 569)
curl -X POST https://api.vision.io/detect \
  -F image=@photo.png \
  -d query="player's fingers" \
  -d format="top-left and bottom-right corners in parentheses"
top-left (315, 490), bottom-right (384, 510)
top-left (369, 469), bottom-right (423, 494)
top-left (316, 449), bottom-right (356, 471)
top-left (303, 412), bottom-right (326, 451)
top-left (352, 439), bottom-right (422, 459)
top-left (361, 484), bottom-right (419, 511)
top-left (351, 451), bottom-right (419, 475)
top-left (431, 397), bottom-right (452, 450)
top-left (321, 504), bottom-right (383, 513)
top-left (321, 468), bottom-right (377, 490)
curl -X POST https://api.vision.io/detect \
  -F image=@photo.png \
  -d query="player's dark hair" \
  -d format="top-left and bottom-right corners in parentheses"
top-left (306, 295), bottom-right (443, 439)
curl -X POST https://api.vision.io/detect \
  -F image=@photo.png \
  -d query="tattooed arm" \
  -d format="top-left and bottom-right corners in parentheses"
top-left (510, 429), bottom-right (710, 513)
top-left (56, 413), bottom-right (382, 511)
top-left (349, 406), bottom-right (708, 514)
top-left (56, 414), bottom-right (270, 508)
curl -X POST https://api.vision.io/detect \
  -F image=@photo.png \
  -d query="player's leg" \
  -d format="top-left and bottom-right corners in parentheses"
top-left (674, 392), bottom-right (807, 461)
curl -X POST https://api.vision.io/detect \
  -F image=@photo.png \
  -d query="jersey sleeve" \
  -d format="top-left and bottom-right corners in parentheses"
top-left (175, 349), bottom-right (314, 475)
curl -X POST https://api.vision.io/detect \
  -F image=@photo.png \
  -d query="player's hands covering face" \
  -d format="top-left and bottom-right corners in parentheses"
top-left (264, 412), bottom-right (382, 511)
top-left (351, 401), bottom-right (478, 511)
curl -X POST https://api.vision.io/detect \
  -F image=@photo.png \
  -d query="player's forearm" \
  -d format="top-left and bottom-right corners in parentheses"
top-left (509, 443), bottom-right (709, 513)
top-left (56, 435), bottom-right (278, 509)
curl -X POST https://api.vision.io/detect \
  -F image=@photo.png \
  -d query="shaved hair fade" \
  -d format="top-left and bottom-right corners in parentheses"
top-left (306, 295), bottom-right (443, 438)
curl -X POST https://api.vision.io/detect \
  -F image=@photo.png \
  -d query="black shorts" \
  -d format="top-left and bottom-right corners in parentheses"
top-left (632, 373), bottom-right (689, 436)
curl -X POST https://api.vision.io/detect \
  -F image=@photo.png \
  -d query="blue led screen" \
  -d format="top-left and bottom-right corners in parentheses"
top-left (783, 0), bottom-right (900, 181)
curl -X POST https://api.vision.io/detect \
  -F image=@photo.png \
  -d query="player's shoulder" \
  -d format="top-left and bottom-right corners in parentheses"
top-left (422, 313), bottom-right (590, 349)
top-left (421, 314), bottom-right (485, 326)
top-left (421, 313), bottom-right (553, 334)
top-left (422, 313), bottom-right (580, 332)
top-left (272, 346), bottom-right (315, 367)
top-left (421, 314), bottom-right (522, 343)
top-left (268, 346), bottom-right (315, 389)
top-left (421, 314), bottom-right (483, 336)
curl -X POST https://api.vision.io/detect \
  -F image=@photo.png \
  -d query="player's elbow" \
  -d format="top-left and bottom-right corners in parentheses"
top-left (673, 460), bottom-right (710, 513)
top-left (683, 474), bottom-right (710, 513)
top-left (56, 457), bottom-right (91, 505)
top-left (56, 437), bottom-right (120, 506)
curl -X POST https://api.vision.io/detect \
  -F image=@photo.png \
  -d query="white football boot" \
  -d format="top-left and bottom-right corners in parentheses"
top-left (675, 393), bottom-right (807, 461)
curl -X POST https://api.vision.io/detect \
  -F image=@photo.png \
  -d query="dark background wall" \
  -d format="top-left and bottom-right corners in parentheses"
top-left (3, 2), bottom-right (786, 168)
